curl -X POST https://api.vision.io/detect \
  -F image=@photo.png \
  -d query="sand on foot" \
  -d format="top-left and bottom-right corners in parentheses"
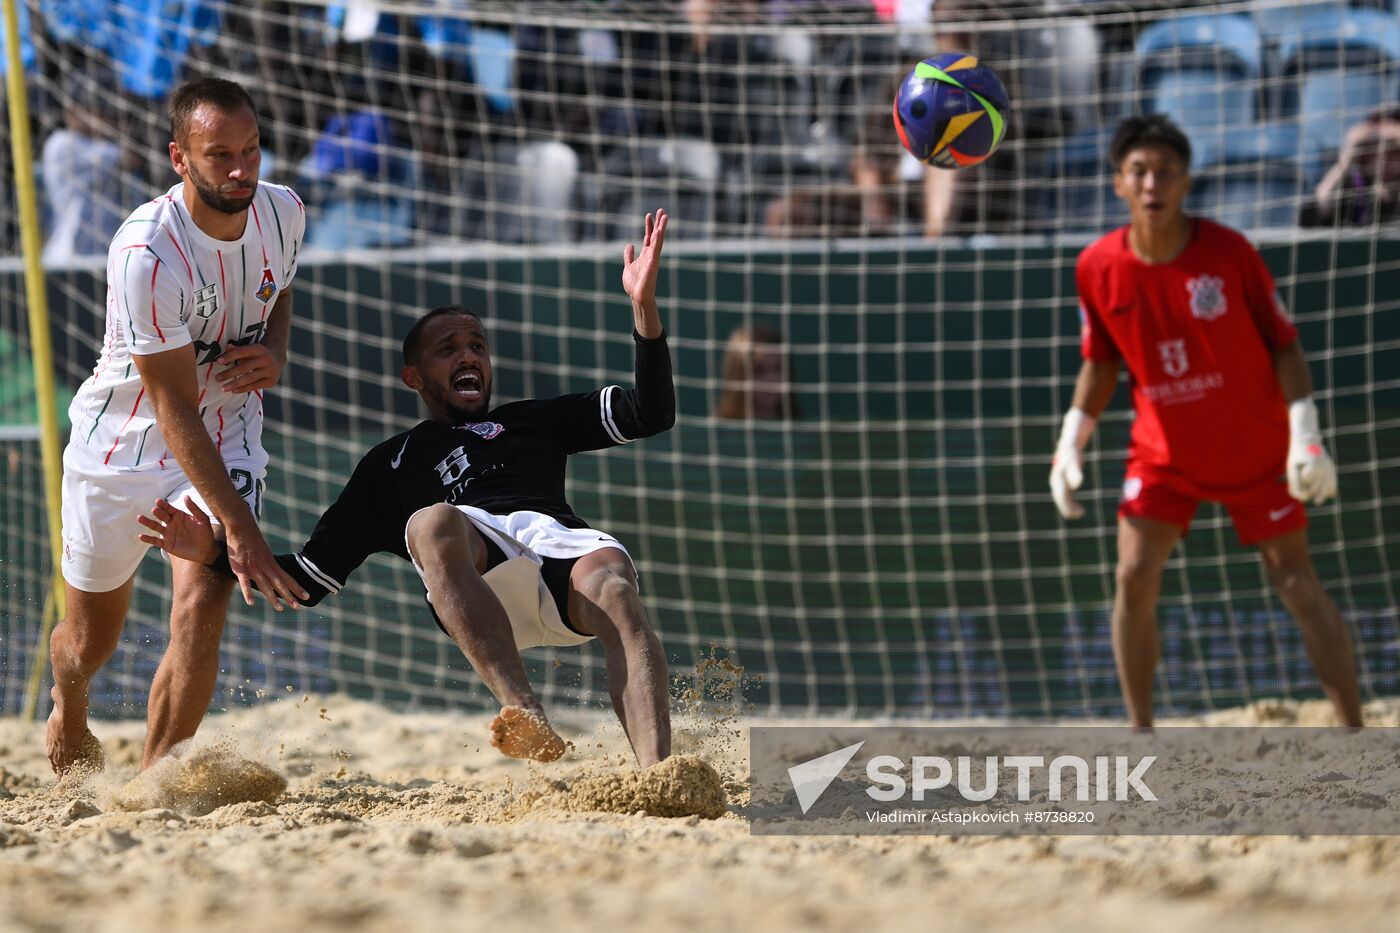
top-left (490, 706), bottom-right (567, 762)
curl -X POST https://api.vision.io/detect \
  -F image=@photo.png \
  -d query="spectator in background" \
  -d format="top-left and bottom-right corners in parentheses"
top-left (41, 76), bottom-right (140, 262)
top-left (1303, 108), bottom-right (1400, 227)
top-left (301, 111), bottom-right (417, 249)
top-left (715, 322), bottom-right (801, 420)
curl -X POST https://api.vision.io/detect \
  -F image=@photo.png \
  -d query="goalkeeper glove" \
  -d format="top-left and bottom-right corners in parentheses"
top-left (1287, 397), bottom-right (1338, 504)
top-left (1050, 407), bottom-right (1097, 520)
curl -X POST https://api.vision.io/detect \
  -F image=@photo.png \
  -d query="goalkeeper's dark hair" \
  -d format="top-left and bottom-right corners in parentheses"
top-left (168, 77), bottom-right (258, 147)
top-left (1109, 114), bottom-right (1192, 171)
top-left (402, 305), bottom-right (485, 367)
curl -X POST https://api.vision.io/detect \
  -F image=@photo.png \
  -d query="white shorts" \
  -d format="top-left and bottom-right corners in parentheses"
top-left (405, 505), bottom-right (635, 650)
top-left (60, 439), bottom-right (267, 593)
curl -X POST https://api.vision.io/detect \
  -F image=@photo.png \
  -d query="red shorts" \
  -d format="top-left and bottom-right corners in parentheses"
top-left (1117, 461), bottom-right (1307, 546)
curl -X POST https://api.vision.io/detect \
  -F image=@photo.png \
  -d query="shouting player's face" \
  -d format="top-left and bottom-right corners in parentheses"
top-left (172, 103), bottom-right (261, 215)
top-left (1114, 144), bottom-right (1190, 232)
top-left (403, 314), bottom-right (493, 423)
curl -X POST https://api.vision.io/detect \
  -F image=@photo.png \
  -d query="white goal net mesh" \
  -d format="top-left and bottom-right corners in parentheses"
top-left (1, 0), bottom-right (1397, 719)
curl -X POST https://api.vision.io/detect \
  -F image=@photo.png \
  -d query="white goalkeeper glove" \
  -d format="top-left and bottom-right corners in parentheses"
top-left (1287, 397), bottom-right (1338, 504)
top-left (1049, 407), bottom-right (1097, 520)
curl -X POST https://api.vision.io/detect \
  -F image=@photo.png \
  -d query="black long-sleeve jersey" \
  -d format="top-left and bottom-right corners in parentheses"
top-left (227, 331), bottom-right (673, 606)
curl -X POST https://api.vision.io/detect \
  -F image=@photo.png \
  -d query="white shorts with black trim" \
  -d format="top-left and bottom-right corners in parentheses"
top-left (59, 438), bottom-right (267, 593)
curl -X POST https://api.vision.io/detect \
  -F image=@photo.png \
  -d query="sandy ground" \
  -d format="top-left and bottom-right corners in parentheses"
top-left (2, 694), bottom-right (1400, 933)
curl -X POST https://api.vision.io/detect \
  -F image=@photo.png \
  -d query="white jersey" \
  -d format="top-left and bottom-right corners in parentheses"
top-left (67, 181), bottom-right (305, 472)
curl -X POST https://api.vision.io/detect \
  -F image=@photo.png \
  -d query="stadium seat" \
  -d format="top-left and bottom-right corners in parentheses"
top-left (1276, 7), bottom-right (1400, 180)
top-left (301, 112), bottom-right (419, 249)
top-left (1134, 13), bottom-right (1263, 155)
top-left (1022, 127), bottom-right (1121, 234)
top-left (1189, 125), bottom-right (1306, 230)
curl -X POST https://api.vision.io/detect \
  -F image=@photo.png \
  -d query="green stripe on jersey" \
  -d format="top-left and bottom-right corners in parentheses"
top-left (134, 422), bottom-right (153, 465)
top-left (84, 388), bottom-right (115, 444)
top-left (266, 192), bottom-right (286, 255)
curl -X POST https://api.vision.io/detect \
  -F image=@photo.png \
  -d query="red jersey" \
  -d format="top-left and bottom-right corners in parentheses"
top-left (1076, 218), bottom-right (1298, 493)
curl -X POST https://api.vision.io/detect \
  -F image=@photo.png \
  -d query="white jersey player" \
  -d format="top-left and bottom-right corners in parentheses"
top-left (48, 77), bottom-right (310, 777)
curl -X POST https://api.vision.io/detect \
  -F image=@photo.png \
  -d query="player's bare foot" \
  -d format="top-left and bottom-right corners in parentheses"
top-left (490, 706), bottom-right (567, 762)
top-left (46, 713), bottom-right (105, 776)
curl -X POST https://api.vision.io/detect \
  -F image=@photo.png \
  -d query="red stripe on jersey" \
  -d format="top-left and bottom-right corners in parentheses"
top-left (104, 387), bottom-right (146, 465)
top-left (150, 263), bottom-right (165, 342)
top-left (215, 250), bottom-right (229, 343)
top-left (166, 231), bottom-right (195, 285)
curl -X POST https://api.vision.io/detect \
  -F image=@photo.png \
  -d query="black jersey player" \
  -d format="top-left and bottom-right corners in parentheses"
top-left (142, 211), bottom-right (675, 766)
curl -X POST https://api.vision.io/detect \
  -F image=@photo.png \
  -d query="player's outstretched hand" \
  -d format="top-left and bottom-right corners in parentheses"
top-left (1049, 450), bottom-right (1086, 520)
top-left (622, 208), bottom-right (668, 310)
top-left (223, 519), bottom-right (308, 611)
top-left (142, 498), bottom-right (308, 610)
top-left (216, 342), bottom-right (284, 394)
top-left (139, 497), bottom-right (220, 564)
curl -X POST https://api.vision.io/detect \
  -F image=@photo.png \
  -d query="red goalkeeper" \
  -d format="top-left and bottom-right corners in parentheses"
top-left (1049, 114), bottom-right (1362, 728)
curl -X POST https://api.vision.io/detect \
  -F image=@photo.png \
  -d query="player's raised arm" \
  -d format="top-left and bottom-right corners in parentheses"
top-left (622, 209), bottom-right (668, 338)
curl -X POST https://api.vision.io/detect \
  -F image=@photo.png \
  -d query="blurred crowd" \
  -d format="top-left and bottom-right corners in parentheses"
top-left (4, 0), bottom-right (1400, 259)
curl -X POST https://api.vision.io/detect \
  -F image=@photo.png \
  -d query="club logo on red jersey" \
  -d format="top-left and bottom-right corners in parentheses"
top-left (255, 268), bottom-right (277, 304)
top-left (1158, 339), bottom-right (1189, 378)
top-left (1186, 275), bottom-right (1227, 321)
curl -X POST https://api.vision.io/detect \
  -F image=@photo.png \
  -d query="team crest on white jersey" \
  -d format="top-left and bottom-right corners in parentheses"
top-left (434, 446), bottom-right (471, 485)
top-left (461, 421), bottom-right (504, 440)
top-left (255, 268), bottom-right (277, 303)
top-left (1186, 275), bottom-right (1227, 321)
top-left (193, 283), bottom-right (219, 319)
top-left (1158, 339), bottom-right (1189, 377)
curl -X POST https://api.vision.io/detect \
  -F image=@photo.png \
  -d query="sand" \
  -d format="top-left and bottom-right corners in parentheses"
top-left (2, 694), bottom-right (1399, 933)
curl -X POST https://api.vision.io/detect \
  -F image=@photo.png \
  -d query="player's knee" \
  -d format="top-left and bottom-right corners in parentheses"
top-left (576, 567), bottom-right (648, 638)
top-left (1266, 559), bottom-right (1324, 611)
top-left (51, 616), bottom-right (121, 673)
top-left (580, 564), bottom-right (637, 608)
top-left (1114, 555), bottom-right (1161, 599)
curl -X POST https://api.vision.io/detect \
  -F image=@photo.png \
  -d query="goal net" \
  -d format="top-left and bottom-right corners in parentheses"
top-left (3, 0), bottom-right (1397, 721)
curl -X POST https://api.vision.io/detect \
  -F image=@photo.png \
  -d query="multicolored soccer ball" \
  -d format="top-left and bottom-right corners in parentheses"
top-left (893, 53), bottom-right (1009, 169)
